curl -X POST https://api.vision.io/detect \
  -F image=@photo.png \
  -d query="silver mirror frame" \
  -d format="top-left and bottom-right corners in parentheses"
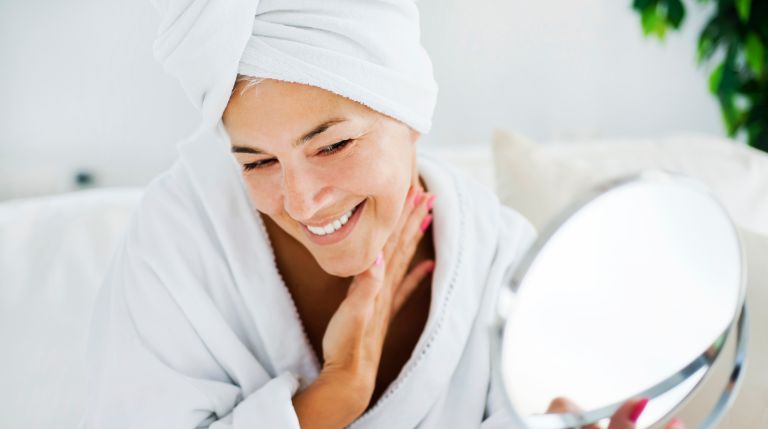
top-left (491, 170), bottom-right (748, 429)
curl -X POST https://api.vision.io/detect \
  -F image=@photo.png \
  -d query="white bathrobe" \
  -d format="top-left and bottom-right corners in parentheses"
top-left (83, 124), bottom-right (537, 428)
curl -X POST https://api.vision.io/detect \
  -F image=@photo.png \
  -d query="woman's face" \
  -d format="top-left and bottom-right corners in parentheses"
top-left (223, 78), bottom-right (420, 277)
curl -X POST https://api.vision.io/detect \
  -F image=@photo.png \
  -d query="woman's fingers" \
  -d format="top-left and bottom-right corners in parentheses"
top-left (607, 398), bottom-right (648, 429)
top-left (544, 397), bottom-right (600, 429)
top-left (546, 396), bottom-right (579, 413)
top-left (383, 185), bottom-right (423, 262)
top-left (546, 396), bottom-right (684, 429)
top-left (664, 418), bottom-right (686, 429)
top-left (391, 259), bottom-right (434, 315)
top-left (387, 191), bottom-right (433, 289)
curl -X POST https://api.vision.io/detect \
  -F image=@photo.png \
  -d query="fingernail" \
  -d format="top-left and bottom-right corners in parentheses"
top-left (420, 215), bottom-right (433, 232)
top-left (426, 261), bottom-right (435, 273)
top-left (427, 195), bottom-right (436, 210)
top-left (374, 252), bottom-right (383, 266)
top-left (629, 398), bottom-right (649, 423)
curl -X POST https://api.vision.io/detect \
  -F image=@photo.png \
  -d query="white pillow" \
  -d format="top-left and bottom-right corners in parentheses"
top-left (492, 131), bottom-right (768, 237)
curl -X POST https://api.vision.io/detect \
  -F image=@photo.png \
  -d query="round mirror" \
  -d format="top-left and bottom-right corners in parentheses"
top-left (493, 171), bottom-right (747, 429)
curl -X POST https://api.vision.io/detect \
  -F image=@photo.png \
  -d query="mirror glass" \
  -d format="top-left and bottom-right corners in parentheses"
top-left (496, 172), bottom-right (746, 429)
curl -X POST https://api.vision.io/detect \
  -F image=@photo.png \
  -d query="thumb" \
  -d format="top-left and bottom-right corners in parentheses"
top-left (607, 398), bottom-right (648, 429)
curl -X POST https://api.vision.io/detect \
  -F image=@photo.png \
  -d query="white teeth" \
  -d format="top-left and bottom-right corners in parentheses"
top-left (307, 225), bottom-right (326, 235)
top-left (305, 206), bottom-right (356, 236)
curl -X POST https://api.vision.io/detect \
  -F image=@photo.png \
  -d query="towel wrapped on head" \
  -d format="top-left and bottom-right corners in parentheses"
top-left (151, 0), bottom-right (438, 137)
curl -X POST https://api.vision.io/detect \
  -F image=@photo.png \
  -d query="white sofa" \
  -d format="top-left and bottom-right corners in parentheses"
top-left (1, 134), bottom-right (766, 428)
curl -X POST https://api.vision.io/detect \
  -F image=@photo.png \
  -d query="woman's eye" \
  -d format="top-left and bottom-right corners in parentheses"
top-left (242, 140), bottom-right (352, 171)
top-left (318, 139), bottom-right (353, 156)
top-left (243, 158), bottom-right (277, 171)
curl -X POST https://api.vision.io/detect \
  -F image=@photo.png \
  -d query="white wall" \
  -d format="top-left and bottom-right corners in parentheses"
top-left (0, 0), bottom-right (723, 199)
top-left (418, 0), bottom-right (722, 147)
top-left (0, 0), bottom-right (197, 199)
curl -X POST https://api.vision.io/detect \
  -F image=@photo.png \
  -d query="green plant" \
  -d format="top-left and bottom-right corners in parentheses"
top-left (632, 0), bottom-right (767, 152)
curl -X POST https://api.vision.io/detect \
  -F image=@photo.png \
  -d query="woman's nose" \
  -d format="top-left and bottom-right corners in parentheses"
top-left (281, 166), bottom-right (327, 222)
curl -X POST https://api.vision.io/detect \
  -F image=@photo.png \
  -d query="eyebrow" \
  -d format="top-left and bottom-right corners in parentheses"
top-left (231, 118), bottom-right (347, 154)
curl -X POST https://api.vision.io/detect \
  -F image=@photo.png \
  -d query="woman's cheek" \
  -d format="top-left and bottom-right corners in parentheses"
top-left (361, 149), bottom-right (412, 231)
top-left (352, 143), bottom-right (407, 191)
top-left (244, 174), bottom-right (282, 215)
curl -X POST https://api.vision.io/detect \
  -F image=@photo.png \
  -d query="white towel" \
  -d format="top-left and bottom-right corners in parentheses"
top-left (151, 0), bottom-right (438, 137)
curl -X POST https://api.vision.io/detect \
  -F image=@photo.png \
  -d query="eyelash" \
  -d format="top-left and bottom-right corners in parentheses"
top-left (243, 139), bottom-right (354, 172)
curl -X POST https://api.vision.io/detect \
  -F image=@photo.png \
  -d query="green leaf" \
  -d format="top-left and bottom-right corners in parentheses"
top-left (747, 104), bottom-right (768, 150)
top-left (720, 47), bottom-right (739, 96)
top-left (736, 0), bottom-right (751, 23)
top-left (719, 95), bottom-right (740, 136)
top-left (697, 17), bottom-right (722, 63)
top-left (632, 0), bottom-right (656, 12)
top-left (666, 0), bottom-right (686, 28)
top-left (641, 6), bottom-right (657, 36)
top-left (745, 33), bottom-right (764, 76)
top-left (747, 122), bottom-right (762, 145)
top-left (709, 63), bottom-right (724, 94)
top-left (754, 129), bottom-right (768, 153)
top-left (697, 37), bottom-right (714, 63)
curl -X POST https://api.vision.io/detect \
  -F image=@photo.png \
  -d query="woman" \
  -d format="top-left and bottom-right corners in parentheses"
top-left (84, 1), bottom-right (685, 428)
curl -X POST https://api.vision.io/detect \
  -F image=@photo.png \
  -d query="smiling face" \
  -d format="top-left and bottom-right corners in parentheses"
top-left (222, 77), bottom-right (420, 277)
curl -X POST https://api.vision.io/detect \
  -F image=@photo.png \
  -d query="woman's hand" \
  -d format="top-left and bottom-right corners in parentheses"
top-left (546, 396), bottom-right (686, 429)
top-left (320, 185), bottom-right (436, 408)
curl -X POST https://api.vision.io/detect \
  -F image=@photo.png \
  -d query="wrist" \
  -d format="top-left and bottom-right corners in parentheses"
top-left (292, 367), bottom-right (373, 429)
top-left (318, 365), bottom-right (375, 411)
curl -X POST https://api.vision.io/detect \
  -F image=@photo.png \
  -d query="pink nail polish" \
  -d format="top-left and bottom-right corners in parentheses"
top-left (413, 190), bottom-right (423, 206)
top-left (420, 215), bottom-right (433, 232)
top-left (374, 252), bottom-right (383, 266)
top-left (629, 398), bottom-right (649, 423)
top-left (427, 195), bottom-right (436, 210)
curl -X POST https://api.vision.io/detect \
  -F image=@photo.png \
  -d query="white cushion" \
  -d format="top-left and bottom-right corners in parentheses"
top-left (492, 131), bottom-right (768, 237)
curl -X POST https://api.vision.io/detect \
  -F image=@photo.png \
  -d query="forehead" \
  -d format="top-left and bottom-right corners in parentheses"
top-left (224, 78), bottom-right (372, 141)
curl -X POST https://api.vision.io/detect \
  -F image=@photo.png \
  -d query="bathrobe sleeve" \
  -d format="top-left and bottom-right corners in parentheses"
top-left (480, 372), bottom-right (520, 429)
top-left (83, 236), bottom-right (302, 429)
top-left (480, 205), bottom-right (539, 429)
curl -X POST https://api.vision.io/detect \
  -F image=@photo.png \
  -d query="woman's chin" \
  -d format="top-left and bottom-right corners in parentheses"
top-left (315, 254), bottom-right (372, 278)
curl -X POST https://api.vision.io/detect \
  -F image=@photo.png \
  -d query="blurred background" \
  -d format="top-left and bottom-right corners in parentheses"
top-left (0, 0), bottom-right (731, 200)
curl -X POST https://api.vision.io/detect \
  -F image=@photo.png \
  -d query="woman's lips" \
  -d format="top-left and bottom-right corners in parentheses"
top-left (302, 200), bottom-right (366, 246)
